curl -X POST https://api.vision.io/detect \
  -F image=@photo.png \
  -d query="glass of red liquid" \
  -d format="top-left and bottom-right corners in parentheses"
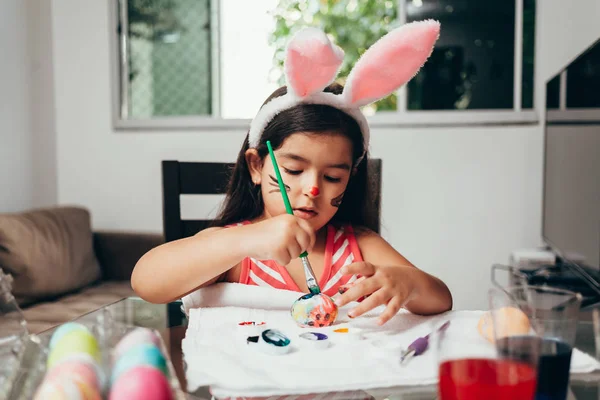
top-left (490, 285), bottom-right (582, 400)
top-left (433, 313), bottom-right (539, 400)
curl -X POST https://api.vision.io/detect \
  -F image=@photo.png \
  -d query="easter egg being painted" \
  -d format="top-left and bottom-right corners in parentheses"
top-left (109, 365), bottom-right (173, 400)
top-left (113, 327), bottom-right (161, 360)
top-left (47, 329), bottom-right (100, 369)
top-left (290, 293), bottom-right (338, 327)
top-left (110, 343), bottom-right (168, 385)
top-left (477, 306), bottom-right (531, 343)
top-left (49, 322), bottom-right (91, 350)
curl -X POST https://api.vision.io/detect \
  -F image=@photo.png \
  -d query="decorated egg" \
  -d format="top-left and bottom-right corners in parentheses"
top-left (34, 376), bottom-right (101, 400)
top-left (111, 343), bottom-right (168, 384)
top-left (113, 327), bottom-right (161, 360)
top-left (109, 365), bottom-right (173, 400)
top-left (45, 358), bottom-right (101, 391)
top-left (290, 293), bottom-right (338, 327)
top-left (50, 353), bottom-right (106, 390)
top-left (477, 306), bottom-right (531, 343)
top-left (49, 322), bottom-right (91, 350)
top-left (47, 329), bottom-right (100, 369)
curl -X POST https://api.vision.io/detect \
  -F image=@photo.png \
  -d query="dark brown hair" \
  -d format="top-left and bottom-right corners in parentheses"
top-left (212, 83), bottom-right (377, 231)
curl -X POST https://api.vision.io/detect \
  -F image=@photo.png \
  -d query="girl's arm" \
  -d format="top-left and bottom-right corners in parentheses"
top-left (131, 215), bottom-right (316, 304)
top-left (335, 229), bottom-right (452, 324)
top-left (131, 225), bottom-right (252, 304)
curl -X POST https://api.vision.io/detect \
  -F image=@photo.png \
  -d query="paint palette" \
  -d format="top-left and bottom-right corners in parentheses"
top-left (290, 293), bottom-right (338, 327)
top-left (247, 329), bottom-right (293, 355)
top-left (299, 332), bottom-right (330, 349)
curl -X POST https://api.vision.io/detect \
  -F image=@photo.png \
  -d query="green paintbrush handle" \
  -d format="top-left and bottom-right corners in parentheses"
top-left (266, 141), bottom-right (293, 215)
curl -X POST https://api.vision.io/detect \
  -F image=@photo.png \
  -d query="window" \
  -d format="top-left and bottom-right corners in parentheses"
top-left (405, 0), bottom-right (535, 111)
top-left (566, 40), bottom-right (600, 108)
top-left (115, 0), bottom-right (215, 120)
top-left (112, 0), bottom-right (536, 128)
top-left (546, 39), bottom-right (600, 120)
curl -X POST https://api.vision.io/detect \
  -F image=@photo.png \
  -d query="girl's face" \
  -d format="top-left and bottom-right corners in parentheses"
top-left (247, 132), bottom-right (354, 231)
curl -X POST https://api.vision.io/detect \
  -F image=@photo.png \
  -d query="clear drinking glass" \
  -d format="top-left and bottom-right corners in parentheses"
top-left (432, 314), bottom-right (539, 400)
top-left (490, 285), bottom-right (582, 400)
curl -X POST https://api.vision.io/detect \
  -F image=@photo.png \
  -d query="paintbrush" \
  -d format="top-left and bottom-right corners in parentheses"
top-left (266, 140), bottom-right (321, 295)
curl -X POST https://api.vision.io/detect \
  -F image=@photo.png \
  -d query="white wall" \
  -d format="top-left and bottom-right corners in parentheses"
top-left (0, 1), bottom-right (34, 212)
top-left (48, 0), bottom-right (599, 310)
top-left (27, 0), bottom-right (58, 208)
top-left (537, 0), bottom-right (600, 83)
top-left (0, 0), bottom-right (58, 212)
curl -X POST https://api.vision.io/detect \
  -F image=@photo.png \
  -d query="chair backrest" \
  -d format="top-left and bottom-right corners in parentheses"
top-left (369, 158), bottom-right (382, 235)
top-left (162, 161), bottom-right (234, 242)
top-left (162, 159), bottom-right (382, 242)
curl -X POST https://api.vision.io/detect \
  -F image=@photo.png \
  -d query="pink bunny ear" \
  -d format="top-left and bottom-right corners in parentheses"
top-left (343, 20), bottom-right (440, 107)
top-left (284, 27), bottom-right (344, 98)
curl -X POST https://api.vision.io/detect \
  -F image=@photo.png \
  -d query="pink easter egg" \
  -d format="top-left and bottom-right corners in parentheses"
top-left (45, 359), bottom-right (100, 391)
top-left (34, 376), bottom-right (102, 400)
top-left (48, 352), bottom-right (107, 391)
top-left (113, 327), bottom-right (161, 360)
top-left (109, 365), bottom-right (173, 400)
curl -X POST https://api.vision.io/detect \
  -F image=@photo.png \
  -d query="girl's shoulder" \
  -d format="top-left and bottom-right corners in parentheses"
top-left (223, 220), bottom-right (252, 228)
top-left (328, 221), bottom-right (376, 238)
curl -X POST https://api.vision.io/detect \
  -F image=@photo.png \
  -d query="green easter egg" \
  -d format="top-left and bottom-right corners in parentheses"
top-left (47, 329), bottom-right (100, 369)
top-left (49, 322), bottom-right (90, 350)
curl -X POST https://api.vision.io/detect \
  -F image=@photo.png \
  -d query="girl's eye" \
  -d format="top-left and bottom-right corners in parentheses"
top-left (325, 176), bottom-right (342, 183)
top-left (284, 168), bottom-right (302, 175)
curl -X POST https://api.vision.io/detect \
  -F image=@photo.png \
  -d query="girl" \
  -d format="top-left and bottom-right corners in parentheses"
top-left (132, 21), bottom-right (452, 325)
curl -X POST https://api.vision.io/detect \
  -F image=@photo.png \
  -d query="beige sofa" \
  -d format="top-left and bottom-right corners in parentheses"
top-left (0, 207), bottom-right (163, 333)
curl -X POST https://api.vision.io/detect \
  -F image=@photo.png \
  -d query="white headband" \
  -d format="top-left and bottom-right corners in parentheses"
top-left (247, 20), bottom-right (441, 163)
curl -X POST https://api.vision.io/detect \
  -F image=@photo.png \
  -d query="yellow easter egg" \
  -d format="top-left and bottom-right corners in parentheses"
top-left (477, 306), bottom-right (531, 343)
top-left (47, 329), bottom-right (100, 369)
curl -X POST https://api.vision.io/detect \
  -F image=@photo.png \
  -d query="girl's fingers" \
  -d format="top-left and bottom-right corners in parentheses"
top-left (376, 296), bottom-right (404, 326)
top-left (347, 288), bottom-right (389, 318)
top-left (335, 276), bottom-right (379, 308)
top-left (296, 219), bottom-right (316, 253)
top-left (337, 276), bottom-right (366, 295)
top-left (341, 261), bottom-right (376, 277)
top-left (295, 229), bottom-right (312, 255)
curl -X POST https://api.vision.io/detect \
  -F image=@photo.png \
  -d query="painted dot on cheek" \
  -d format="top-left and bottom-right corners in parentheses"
top-left (310, 186), bottom-right (320, 196)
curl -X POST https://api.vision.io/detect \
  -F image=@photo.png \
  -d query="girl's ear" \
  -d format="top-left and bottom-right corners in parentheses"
top-left (245, 149), bottom-right (263, 185)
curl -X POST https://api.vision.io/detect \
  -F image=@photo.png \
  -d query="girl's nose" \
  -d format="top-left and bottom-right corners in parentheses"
top-left (307, 186), bottom-right (320, 198)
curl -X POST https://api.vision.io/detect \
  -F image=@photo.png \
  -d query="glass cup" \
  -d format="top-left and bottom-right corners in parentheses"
top-left (0, 271), bottom-right (29, 398)
top-left (489, 285), bottom-right (582, 400)
top-left (432, 314), bottom-right (539, 400)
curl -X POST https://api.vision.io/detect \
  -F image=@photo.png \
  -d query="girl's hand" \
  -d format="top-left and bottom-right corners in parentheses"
top-left (245, 214), bottom-right (316, 266)
top-left (335, 262), bottom-right (420, 325)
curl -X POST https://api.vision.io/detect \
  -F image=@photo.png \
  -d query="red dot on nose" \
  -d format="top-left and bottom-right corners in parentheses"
top-left (310, 187), bottom-right (320, 196)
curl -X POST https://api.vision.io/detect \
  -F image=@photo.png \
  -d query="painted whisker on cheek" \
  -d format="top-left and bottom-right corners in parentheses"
top-left (331, 191), bottom-right (345, 207)
top-left (268, 174), bottom-right (290, 193)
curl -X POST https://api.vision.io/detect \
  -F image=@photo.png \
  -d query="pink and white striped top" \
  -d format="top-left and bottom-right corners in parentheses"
top-left (230, 221), bottom-right (363, 297)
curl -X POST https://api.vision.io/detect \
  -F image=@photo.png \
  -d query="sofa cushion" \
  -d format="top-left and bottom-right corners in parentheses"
top-left (0, 206), bottom-right (101, 306)
top-left (22, 280), bottom-right (135, 334)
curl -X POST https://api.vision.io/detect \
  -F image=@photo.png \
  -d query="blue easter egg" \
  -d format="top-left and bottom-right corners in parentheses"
top-left (49, 322), bottom-right (90, 350)
top-left (111, 343), bottom-right (168, 385)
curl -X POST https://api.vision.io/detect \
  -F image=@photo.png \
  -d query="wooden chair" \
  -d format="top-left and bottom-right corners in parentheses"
top-left (161, 161), bottom-right (234, 242)
top-left (162, 159), bottom-right (382, 242)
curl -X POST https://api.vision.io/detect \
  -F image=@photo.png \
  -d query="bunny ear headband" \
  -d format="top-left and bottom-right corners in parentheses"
top-left (248, 20), bottom-right (441, 164)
